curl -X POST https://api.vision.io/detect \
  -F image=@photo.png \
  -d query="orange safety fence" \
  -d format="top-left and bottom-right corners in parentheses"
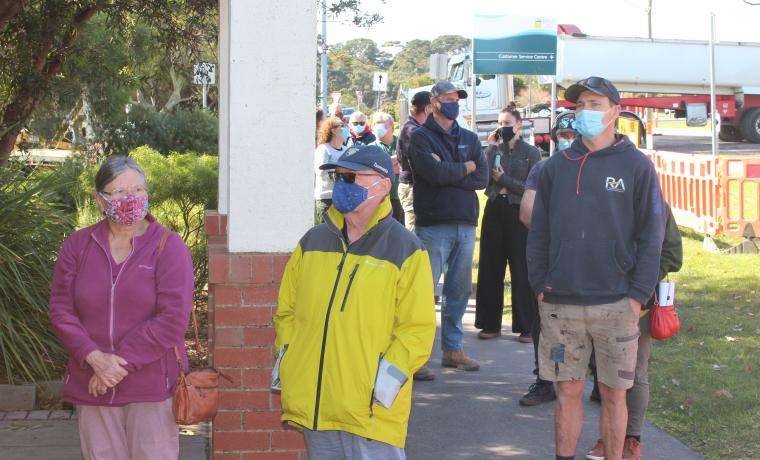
top-left (642, 150), bottom-right (760, 238)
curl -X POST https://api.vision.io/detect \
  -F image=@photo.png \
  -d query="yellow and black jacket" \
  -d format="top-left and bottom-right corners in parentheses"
top-left (275, 197), bottom-right (435, 448)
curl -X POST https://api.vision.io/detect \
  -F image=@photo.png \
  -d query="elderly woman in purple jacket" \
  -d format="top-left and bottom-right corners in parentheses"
top-left (49, 156), bottom-right (193, 460)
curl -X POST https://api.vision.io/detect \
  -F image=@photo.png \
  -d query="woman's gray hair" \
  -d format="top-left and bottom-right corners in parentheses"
top-left (94, 156), bottom-right (147, 192)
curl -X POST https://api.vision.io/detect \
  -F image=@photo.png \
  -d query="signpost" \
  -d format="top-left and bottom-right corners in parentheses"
top-left (473, 15), bottom-right (557, 75)
top-left (193, 62), bottom-right (216, 109)
top-left (373, 71), bottom-right (388, 112)
top-left (472, 15), bottom-right (558, 143)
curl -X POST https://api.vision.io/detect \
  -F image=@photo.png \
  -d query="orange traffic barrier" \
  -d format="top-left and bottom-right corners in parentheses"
top-left (643, 150), bottom-right (760, 238)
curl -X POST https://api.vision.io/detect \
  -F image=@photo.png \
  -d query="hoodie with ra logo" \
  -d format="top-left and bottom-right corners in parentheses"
top-left (526, 135), bottom-right (666, 307)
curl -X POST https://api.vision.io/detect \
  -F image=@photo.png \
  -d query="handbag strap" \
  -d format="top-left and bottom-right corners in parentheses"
top-left (156, 230), bottom-right (202, 354)
top-left (155, 230), bottom-right (203, 374)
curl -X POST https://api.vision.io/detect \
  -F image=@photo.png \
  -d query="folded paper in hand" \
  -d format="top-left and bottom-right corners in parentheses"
top-left (373, 358), bottom-right (408, 409)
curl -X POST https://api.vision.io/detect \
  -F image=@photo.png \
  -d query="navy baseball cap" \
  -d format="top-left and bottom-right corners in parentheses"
top-left (319, 144), bottom-right (393, 179)
top-left (564, 76), bottom-right (620, 104)
top-left (430, 81), bottom-right (467, 99)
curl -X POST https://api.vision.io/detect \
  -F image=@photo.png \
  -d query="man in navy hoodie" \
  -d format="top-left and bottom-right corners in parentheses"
top-left (526, 77), bottom-right (665, 460)
top-left (409, 81), bottom-right (488, 373)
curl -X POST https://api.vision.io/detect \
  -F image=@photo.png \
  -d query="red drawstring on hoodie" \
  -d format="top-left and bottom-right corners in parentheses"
top-left (562, 139), bottom-right (626, 195)
top-left (562, 150), bottom-right (594, 195)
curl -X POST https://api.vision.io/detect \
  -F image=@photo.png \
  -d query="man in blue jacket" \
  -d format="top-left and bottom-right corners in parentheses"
top-left (527, 77), bottom-right (665, 460)
top-left (409, 81), bottom-right (489, 373)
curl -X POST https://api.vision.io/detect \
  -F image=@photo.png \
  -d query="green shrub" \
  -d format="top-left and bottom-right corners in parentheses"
top-left (0, 164), bottom-right (75, 383)
top-left (106, 106), bottom-right (218, 156)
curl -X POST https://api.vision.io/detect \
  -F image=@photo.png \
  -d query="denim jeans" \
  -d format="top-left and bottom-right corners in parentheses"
top-left (415, 224), bottom-right (476, 352)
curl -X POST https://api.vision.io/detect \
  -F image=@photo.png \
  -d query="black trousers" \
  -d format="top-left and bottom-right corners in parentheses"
top-left (391, 198), bottom-right (404, 226)
top-left (475, 196), bottom-right (537, 334)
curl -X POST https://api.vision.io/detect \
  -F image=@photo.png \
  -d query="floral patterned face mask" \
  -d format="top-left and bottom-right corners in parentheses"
top-left (99, 194), bottom-right (149, 226)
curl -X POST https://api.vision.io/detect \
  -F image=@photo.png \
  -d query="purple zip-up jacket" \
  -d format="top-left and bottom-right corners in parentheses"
top-left (49, 215), bottom-right (193, 406)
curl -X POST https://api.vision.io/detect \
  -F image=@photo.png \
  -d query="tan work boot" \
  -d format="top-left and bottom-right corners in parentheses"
top-left (413, 365), bottom-right (436, 381)
top-left (441, 350), bottom-right (480, 371)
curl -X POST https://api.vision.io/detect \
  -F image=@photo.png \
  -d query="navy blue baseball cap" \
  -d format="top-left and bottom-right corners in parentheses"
top-left (564, 76), bottom-right (620, 104)
top-left (319, 144), bottom-right (393, 179)
top-left (430, 81), bottom-right (467, 99)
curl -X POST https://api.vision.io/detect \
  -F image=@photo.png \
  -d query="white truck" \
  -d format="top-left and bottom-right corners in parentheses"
top-left (404, 52), bottom-right (548, 146)
top-left (405, 25), bottom-right (760, 145)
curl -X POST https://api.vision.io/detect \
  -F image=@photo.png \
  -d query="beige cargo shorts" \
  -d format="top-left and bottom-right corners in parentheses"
top-left (538, 297), bottom-right (640, 390)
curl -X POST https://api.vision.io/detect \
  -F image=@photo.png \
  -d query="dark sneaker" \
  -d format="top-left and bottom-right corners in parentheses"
top-left (585, 438), bottom-right (605, 460)
top-left (622, 437), bottom-right (642, 460)
top-left (518, 382), bottom-right (556, 406)
top-left (413, 365), bottom-right (436, 381)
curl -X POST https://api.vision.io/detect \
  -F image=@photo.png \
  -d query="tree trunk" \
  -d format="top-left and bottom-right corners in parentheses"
top-left (0, 0), bottom-right (27, 32)
top-left (162, 66), bottom-right (188, 112)
top-left (0, 4), bottom-right (102, 166)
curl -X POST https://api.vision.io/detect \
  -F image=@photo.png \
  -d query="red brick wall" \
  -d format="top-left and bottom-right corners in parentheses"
top-left (205, 211), bottom-right (307, 460)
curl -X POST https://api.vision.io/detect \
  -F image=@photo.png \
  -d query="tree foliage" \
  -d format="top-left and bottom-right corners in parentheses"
top-left (0, 0), bottom-right (217, 165)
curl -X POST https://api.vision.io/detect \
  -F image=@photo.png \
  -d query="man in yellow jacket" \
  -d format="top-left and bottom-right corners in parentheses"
top-left (274, 144), bottom-right (436, 459)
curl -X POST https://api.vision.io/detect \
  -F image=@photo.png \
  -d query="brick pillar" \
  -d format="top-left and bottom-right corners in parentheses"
top-left (206, 211), bottom-right (307, 460)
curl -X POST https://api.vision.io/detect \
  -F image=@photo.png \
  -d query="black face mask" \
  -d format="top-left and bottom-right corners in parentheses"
top-left (497, 126), bottom-right (516, 142)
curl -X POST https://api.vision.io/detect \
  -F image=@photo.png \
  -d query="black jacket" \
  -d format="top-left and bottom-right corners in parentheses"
top-left (396, 117), bottom-right (421, 184)
top-left (351, 131), bottom-right (376, 146)
top-left (527, 135), bottom-right (666, 306)
top-left (408, 115), bottom-right (488, 227)
top-left (645, 203), bottom-right (683, 308)
top-left (484, 139), bottom-right (543, 204)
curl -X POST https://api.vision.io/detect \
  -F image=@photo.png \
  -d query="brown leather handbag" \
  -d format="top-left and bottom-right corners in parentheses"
top-left (155, 230), bottom-right (230, 425)
top-left (172, 339), bottom-right (230, 425)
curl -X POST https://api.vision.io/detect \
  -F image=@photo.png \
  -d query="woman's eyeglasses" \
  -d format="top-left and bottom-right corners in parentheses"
top-left (99, 186), bottom-right (148, 199)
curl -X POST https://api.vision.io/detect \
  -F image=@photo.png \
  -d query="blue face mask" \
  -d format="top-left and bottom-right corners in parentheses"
top-left (332, 177), bottom-right (383, 214)
top-left (373, 124), bottom-right (388, 138)
top-left (557, 138), bottom-right (573, 151)
top-left (340, 127), bottom-right (350, 139)
top-left (439, 101), bottom-right (460, 121)
top-left (574, 109), bottom-right (612, 139)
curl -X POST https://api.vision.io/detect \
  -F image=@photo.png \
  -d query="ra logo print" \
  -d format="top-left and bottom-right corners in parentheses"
top-left (605, 177), bottom-right (625, 193)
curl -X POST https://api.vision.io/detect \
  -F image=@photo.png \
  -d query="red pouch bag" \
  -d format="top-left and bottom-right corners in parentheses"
top-left (649, 294), bottom-right (680, 340)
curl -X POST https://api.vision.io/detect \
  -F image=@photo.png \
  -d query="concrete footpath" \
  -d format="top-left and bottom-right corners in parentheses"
top-left (0, 414), bottom-right (208, 460)
top-left (406, 306), bottom-right (700, 459)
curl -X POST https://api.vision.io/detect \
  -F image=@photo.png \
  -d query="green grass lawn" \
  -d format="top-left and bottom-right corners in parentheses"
top-left (646, 231), bottom-right (759, 459)
top-left (474, 194), bottom-right (759, 458)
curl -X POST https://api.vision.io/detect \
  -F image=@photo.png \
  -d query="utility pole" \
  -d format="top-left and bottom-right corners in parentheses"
top-left (646, 0), bottom-right (653, 39)
top-left (709, 12), bottom-right (718, 156)
top-left (320, 0), bottom-right (328, 112)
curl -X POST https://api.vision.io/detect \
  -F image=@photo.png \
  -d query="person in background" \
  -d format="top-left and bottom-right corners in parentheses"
top-left (475, 108), bottom-right (542, 343)
top-left (275, 145), bottom-right (436, 459)
top-left (409, 81), bottom-right (489, 374)
top-left (585, 203), bottom-right (682, 460)
top-left (527, 76), bottom-right (665, 460)
top-left (316, 107), bottom-right (325, 145)
top-left (349, 111), bottom-right (376, 146)
top-left (397, 91), bottom-right (431, 233)
top-left (518, 112), bottom-right (578, 405)
top-left (517, 157), bottom-right (555, 407)
top-left (49, 156), bottom-right (193, 460)
top-left (371, 111), bottom-right (404, 223)
top-left (552, 112), bottom-right (577, 152)
top-left (314, 116), bottom-right (349, 222)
